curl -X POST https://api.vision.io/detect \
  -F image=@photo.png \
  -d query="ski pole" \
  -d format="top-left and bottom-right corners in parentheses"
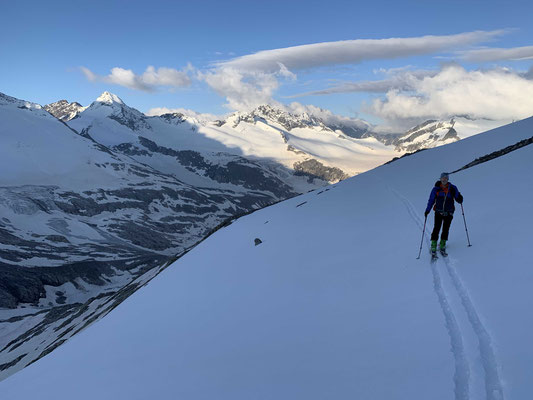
top-left (460, 203), bottom-right (472, 247)
top-left (417, 215), bottom-right (427, 259)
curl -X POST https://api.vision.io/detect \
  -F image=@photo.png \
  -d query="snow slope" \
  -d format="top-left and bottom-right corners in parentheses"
top-left (0, 93), bottom-right (121, 188)
top-left (1, 115), bottom-right (532, 399)
top-left (0, 91), bottom-right (303, 379)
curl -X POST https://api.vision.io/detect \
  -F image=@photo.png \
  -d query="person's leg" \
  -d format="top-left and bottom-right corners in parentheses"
top-left (431, 212), bottom-right (443, 241)
top-left (431, 212), bottom-right (443, 251)
top-left (440, 214), bottom-right (454, 242)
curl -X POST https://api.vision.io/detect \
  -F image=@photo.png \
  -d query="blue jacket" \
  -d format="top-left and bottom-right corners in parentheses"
top-left (426, 181), bottom-right (463, 214)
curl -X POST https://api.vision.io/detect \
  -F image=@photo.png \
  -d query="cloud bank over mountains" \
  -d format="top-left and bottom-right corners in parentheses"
top-left (79, 30), bottom-right (533, 130)
top-left (289, 69), bottom-right (438, 96)
top-left (369, 65), bottom-right (533, 124)
top-left (81, 66), bottom-right (191, 92)
top-left (197, 66), bottom-right (294, 111)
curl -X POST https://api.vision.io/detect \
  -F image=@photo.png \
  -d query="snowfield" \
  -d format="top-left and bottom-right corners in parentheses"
top-left (1, 117), bottom-right (532, 399)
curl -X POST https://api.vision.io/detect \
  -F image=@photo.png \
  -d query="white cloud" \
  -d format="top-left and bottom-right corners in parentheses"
top-left (198, 66), bottom-right (289, 111)
top-left (80, 31), bottom-right (529, 122)
top-left (218, 30), bottom-right (505, 73)
top-left (202, 31), bottom-right (504, 110)
top-left (462, 45), bottom-right (533, 62)
top-left (80, 66), bottom-right (97, 82)
top-left (80, 66), bottom-right (191, 91)
top-left (368, 65), bottom-right (533, 123)
top-left (141, 66), bottom-right (191, 88)
top-left (288, 69), bottom-right (437, 97)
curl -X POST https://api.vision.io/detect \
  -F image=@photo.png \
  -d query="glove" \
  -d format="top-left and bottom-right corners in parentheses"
top-left (424, 210), bottom-right (429, 217)
top-left (457, 194), bottom-right (463, 204)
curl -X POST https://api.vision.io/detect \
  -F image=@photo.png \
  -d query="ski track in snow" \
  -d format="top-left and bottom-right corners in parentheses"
top-left (442, 257), bottom-right (505, 400)
top-left (390, 187), bottom-right (505, 400)
top-left (389, 187), bottom-right (470, 400)
top-left (430, 255), bottom-right (471, 400)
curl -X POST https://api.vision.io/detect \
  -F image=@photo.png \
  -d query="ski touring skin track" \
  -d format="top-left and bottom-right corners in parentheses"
top-left (389, 186), bottom-right (505, 400)
top-left (441, 256), bottom-right (505, 400)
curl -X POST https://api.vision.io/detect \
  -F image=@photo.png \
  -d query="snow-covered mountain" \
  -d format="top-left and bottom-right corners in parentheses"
top-left (2, 112), bottom-right (531, 398)
top-left (374, 117), bottom-right (512, 153)
top-left (0, 90), bottom-right (400, 324)
top-left (0, 91), bottom-right (305, 376)
top-left (63, 93), bottom-right (398, 183)
top-left (392, 119), bottom-right (460, 152)
top-left (46, 94), bottom-right (508, 166)
top-left (1, 91), bottom-right (292, 263)
top-left (231, 104), bottom-right (342, 132)
top-left (44, 93), bottom-right (511, 175)
top-left (44, 99), bottom-right (86, 121)
top-left (1, 89), bottom-right (522, 386)
top-left (2, 90), bottom-right (398, 378)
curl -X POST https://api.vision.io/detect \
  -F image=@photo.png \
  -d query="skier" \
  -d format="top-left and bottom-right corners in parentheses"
top-left (425, 172), bottom-right (463, 257)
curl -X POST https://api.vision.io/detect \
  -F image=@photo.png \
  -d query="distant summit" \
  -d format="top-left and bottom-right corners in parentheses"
top-left (226, 104), bottom-right (372, 140)
top-left (82, 92), bottom-right (150, 131)
top-left (44, 92), bottom-right (129, 123)
top-left (95, 91), bottom-right (124, 105)
top-left (44, 99), bottom-right (86, 121)
top-left (392, 119), bottom-right (460, 152)
top-left (42, 91), bottom-right (503, 150)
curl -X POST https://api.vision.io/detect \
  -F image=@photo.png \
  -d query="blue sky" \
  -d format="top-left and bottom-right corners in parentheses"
top-left (1, 0), bottom-right (533, 128)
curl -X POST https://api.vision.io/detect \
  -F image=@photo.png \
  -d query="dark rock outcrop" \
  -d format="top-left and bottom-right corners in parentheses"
top-left (294, 159), bottom-right (349, 183)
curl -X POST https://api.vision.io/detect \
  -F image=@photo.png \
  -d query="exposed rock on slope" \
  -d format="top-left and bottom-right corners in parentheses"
top-left (44, 100), bottom-right (86, 121)
top-left (393, 119), bottom-right (460, 152)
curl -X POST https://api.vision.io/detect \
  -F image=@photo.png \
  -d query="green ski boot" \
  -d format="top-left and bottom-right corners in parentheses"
top-left (440, 240), bottom-right (448, 257)
top-left (431, 240), bottom-right (438, 260)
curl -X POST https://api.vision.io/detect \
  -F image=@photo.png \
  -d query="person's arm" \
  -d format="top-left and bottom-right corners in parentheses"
top-left (425, 187), bottom-right (437, 215)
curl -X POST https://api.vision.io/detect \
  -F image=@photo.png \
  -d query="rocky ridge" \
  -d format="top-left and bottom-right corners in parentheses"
top-left (392, 119), bottom-right (460, 152)
top-left (44, 100), bottom-right (86, 121)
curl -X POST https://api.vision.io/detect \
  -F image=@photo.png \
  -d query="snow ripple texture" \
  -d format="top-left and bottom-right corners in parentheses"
top-left (390, 187), bottom-right (505, 400)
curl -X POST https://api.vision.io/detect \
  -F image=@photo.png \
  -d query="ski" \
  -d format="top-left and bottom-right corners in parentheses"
top-left (440, 249), bottom-right (448, 257)
top-left (431, 251), bottom-right (438, 261)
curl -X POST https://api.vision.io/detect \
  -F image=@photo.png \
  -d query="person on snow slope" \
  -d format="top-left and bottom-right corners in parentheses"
top-left (425, 172), bottom-right (463, 255)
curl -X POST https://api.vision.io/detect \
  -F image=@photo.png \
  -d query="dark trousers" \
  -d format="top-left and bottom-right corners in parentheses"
top-left (431, 212), bottom-right (453, 241)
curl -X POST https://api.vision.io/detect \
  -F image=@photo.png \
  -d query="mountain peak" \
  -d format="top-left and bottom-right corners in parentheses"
top-left (393, 118), bottom-right (459, 152)
top-left (96, 91), bottom-right (124, 105)
top-left (52, 99), bottom-right (82, 108)
top-left (44, 99), bottom-right (86, 122)
top-left (84, 91), bottom-right (150, 131)
top-left (230, 104), bottom-right (328, 132)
